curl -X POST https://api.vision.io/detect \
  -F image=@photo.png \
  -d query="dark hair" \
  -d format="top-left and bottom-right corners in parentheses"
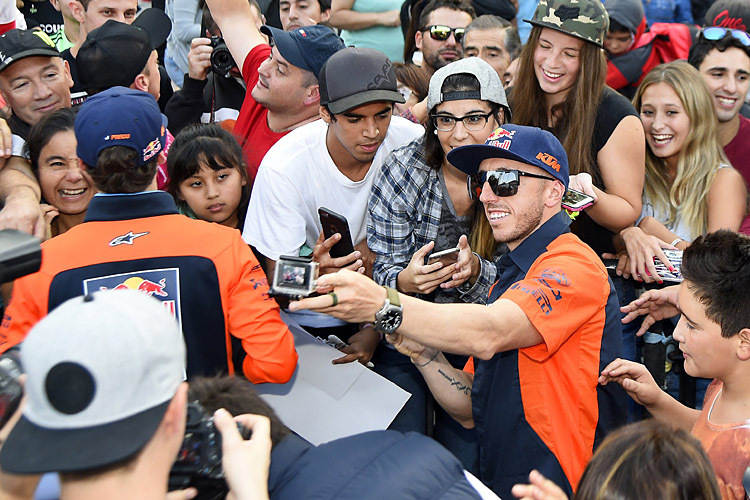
top-left (688, 31), bottom-right (750, 70)
top-left (25, 107), bottom-right (77, 176)
top-left (317, 0), bottom-right (331, 9)
top-left (573, 420), bottom-right (720, 500)
top-left (188, 376), bottom-right (291, 447)
top-left (393, 62), bottom-right (430, 101)
top-left (681, 230), bottom-right (750, 338)
top-left (464, 15), bottom-right (522, 60)
top-left (167, 123), bottom-right (250, 229)
top-left (87, 146), bottom-right (158, 194)
top-left (424, 73), bottom-right (503, 170)
top-left (418, 0), bottom-right (475, 30)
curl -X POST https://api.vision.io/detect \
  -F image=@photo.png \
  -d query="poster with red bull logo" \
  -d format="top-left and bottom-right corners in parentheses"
top-left (83, 268), bottom-right (181, 327)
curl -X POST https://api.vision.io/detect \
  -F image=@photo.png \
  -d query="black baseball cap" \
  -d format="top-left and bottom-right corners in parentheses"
top-left (0, 29), bottom-right (61, 73)
top-left (319, 47), bottom-right (404, 114)
top-left (260, 24), bottom-right (344, 78)
top-left (77, 9), bottom-right (171, 91)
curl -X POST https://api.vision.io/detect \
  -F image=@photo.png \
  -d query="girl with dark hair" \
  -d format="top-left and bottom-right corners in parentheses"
top-left (167, 123), bottom-right (249, 231)
top-left (367, 57), bottom-right (509, 472)
top-left (25, 107), bottom-right (93, 239)
top-left (510, 0), bottom-right (646, 376)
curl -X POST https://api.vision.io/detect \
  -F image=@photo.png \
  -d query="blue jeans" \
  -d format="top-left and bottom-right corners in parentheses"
top-left (612, 275), bottom-right (644, 421)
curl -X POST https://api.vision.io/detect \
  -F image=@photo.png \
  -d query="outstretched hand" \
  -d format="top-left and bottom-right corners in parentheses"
top-left (620, 286), bottom-right (680, 336)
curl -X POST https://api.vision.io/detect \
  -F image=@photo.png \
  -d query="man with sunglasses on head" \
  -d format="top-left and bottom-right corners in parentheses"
top-left (688, 27), bottom-right (750, 233)
top-left (290, 124), bottom-right (627, 499)
top-left (414, 0), bottom-right (475, 74)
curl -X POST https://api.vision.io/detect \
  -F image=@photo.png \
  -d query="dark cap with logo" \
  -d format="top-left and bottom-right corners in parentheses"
top-left (319, 47), bottom-right (405, 114)
top-left (75, 87), bottom-right (168, 168)
top-left (0, 29), bottom-right (61, 73)
top-left (447, 124), bottom-right (569, 189)
top-left (78, 9), bottom-right (172, 92)
top-left (704, 0), bottom-right (749, 31)
top-left (260, 24), bottom-right (344, 78)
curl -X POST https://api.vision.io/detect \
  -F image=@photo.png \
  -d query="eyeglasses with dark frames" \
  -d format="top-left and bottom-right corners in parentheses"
top-left (467, 169), bottom-right (556, 199)
top-left (432, 111), bottom-right (494, 132)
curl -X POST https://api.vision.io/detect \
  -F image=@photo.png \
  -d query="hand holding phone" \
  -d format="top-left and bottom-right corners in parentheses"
top-left (318, 207), bottom-right (355, 259)
top-left (425, 247), bottom-right (460, 267)
top-left (562, 189), bottom-right (595, 212)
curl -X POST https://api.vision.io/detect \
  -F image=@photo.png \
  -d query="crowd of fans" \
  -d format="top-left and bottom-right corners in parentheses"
top-left (0, 0), bottom-right (748, 498)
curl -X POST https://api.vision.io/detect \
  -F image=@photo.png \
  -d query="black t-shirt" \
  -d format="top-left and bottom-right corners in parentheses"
top-left (572, 87), bottom-right (639, 256)
top-left (20, 0), bottom-right (62, 35)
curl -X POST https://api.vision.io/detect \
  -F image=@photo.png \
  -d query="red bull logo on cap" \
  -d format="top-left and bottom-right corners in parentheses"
top-left (83, 268), bottom-right (181, 323)
top-left (486, 127), bottom-right (515, 150)
top-left (142, 138), bottom-right (162, 162)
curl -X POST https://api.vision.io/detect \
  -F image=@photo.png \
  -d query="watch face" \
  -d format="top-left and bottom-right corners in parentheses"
top-left (381, 309), bottom-right (402, 332)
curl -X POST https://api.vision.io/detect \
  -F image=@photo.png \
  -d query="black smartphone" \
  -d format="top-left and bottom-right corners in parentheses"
top-left (318, 207), bottom-right (355, 259)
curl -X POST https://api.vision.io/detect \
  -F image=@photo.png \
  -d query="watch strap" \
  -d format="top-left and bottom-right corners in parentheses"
top-left (385, 286), bottom-right (400, 307)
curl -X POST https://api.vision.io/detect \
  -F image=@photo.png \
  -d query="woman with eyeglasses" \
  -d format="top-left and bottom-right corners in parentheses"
top-left (610, 61), bottom-right (745, 281)
top-left (366, 57), bottom-right (509, 472)
top-left (509, 0), bottom-right (646, 375)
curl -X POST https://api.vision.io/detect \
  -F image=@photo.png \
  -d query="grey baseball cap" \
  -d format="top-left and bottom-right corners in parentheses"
top-left (427, 57), bottom-right (511, 120)
top-left (0, 290), bottom-right (186, 474)
top-left (319, 47), bottom-right (405, 114)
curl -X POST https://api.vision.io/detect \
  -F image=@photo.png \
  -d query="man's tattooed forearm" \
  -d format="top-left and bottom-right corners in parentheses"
top-left (437, 369), bottom-right (471, 395)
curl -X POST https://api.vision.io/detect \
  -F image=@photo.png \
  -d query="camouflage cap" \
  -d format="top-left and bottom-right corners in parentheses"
top-left (525, 0), bottom-right (610, 47)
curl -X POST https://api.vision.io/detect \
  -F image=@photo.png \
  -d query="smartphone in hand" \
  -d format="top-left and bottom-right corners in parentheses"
top-left (425, 247), bottom-right (460, 267)
top-left (562, 189), bottom-right (595, 212)
top-left (318, 207), bottom-right (355, 259)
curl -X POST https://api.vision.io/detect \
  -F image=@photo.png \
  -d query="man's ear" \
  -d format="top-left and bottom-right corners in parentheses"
top-left (415, 29), bottom-right (423, 51)
top-left (163, 382), bottom-right (189, 437)
top-left (131, 73), bottom-right (149, 94)
top-left (62, 60), bottom-right (74, 89)
top-left (319, 104), bottom-right (331, 123)
top-left (68, 0), bottom-right (86, 24)
top-left (545, 179), bottom-right (565, 208)
top-left (303, 84), bottom-right (320, 106)
top-left (320, 8), bottom-right (331, 25)
top-left (50, 0), bottom-right (61, 12)
top-left (736, 328), bottom-right (750, 361)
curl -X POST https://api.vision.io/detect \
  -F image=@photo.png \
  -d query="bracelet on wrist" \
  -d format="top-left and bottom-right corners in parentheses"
top-left (412, 350), bottom-right (438, 368)
top-left (670, 238), bottom-right (684, 248)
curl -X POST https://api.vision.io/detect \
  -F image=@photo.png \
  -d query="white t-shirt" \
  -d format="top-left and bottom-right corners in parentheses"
top-left (244, 116), bottom-right (423, 261)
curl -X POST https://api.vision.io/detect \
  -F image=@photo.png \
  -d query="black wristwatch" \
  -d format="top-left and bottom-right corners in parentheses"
top-left (374, 286), bottom-right (403, 335)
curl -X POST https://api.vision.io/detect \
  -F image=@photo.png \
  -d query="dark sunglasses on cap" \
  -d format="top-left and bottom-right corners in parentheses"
top-left (700, 26), bottom-right (750, 47)
top-left (467, 169), bottom-right (556, 200)
top-left (423, 25), bottom-right (466, 43)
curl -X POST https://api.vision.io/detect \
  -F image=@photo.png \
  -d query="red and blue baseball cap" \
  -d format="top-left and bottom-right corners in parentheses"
top-left (447, 124), bottom-right (570, 189)
top-left (75, 87), bottom-right (168, 168)
top-left (260, 24), bottom-right (344, 78)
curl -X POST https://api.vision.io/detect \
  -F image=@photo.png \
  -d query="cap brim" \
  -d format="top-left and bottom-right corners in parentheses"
top-left (133, 8), bottom-right (172, 49)
top-left (0, 400), bottom-right (169, 474)
top-left (524, 19), bottom-right (603, 47)
top-left (447, 143), bottom-right (534, 175)
top-left (260, 25), bottom-right (314, 74)
top-left (327, 90), bottom-right (405, 114)
top-left (0, 48), bottom-right (61, 72)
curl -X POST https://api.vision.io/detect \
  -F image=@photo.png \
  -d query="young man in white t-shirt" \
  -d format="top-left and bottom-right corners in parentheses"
top-left (244, 47), bottom-right (422, 359)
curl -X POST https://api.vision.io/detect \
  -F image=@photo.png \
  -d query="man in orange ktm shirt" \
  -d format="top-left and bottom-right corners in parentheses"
top-left (0, 87), bottom-right (297, 384)
top-left (291, 125), bottom-right (627, 498)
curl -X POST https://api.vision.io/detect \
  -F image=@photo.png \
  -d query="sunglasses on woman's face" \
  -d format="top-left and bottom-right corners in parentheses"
top-left (423, 25), bottom-right (466, 43)
top-left (700, 26), bottom-right (750, 46)
top-left (467, 169), bottom-right (556, 200)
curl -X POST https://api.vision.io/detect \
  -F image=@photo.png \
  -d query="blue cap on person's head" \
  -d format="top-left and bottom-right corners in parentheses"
top-left (75, 87), bottom-right (168, 168)
top-left (447, 124), bottom-right (569, 189)
top-left (260, 24), bottom-right (345, 78)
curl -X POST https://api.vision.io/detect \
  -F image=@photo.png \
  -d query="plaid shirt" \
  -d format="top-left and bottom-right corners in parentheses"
top-left (367, 136), bottom-right (496, 304)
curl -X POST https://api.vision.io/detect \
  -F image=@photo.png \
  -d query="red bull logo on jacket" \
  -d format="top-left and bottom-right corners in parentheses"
top-left (83, 268), bottom-right (181, 323)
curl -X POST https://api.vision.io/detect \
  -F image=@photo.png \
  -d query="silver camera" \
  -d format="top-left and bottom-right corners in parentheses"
top-left (270, 256), bottom-right (319, 298)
